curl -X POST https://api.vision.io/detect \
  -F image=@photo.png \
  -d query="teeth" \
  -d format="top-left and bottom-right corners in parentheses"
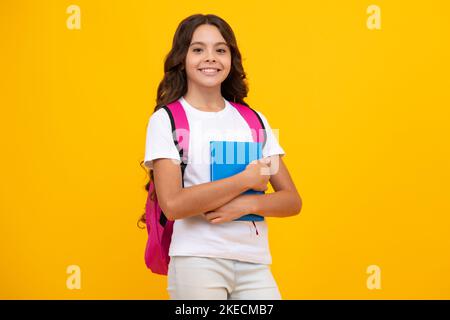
top-left (200, 68), bottom-right (219, 72)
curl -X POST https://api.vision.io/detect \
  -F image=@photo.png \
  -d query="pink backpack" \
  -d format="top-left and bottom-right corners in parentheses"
top-left (144, 99), bottom-right (267, 275)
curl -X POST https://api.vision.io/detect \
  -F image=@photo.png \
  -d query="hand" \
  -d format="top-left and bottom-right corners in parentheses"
top-left (241, 157), bottom-right (271, 192)
top-left (203, 195), bottom-right (256, 224)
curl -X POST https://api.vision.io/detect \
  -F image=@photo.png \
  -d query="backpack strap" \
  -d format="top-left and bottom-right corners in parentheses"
top-left (156, 101), bottom-right (190, 227)
top-left (161, 100), bottom-right (190, 187)
top-left (229, 102), bottom-right (267, 151)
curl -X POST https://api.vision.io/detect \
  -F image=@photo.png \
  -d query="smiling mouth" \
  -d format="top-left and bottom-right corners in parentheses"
top-left (198, 68), bottom-right (221, 74)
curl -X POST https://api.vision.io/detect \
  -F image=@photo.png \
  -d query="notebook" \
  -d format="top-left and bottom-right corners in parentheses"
top-left (210, 140), bottom-right (265, 222)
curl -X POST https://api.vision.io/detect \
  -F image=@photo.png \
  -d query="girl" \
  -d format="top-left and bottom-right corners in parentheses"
top-left (140, 14), bottom-right (302, 300)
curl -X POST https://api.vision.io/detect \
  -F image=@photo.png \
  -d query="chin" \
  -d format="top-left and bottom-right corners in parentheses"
top-left (201, 82), bottom-right (223, 88)
top-left (195, 79), bottom-right (224, 88)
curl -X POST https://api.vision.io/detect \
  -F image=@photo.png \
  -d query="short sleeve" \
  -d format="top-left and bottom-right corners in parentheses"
top-left (143, 108), bottom-right (181, 170)
top-left (256, 111), bottom-right (286, 158)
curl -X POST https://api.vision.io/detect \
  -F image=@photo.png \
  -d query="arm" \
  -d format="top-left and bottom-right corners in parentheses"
top-left (152, 158), bottom-right (253, 221)
top-left (250, 155), bottom-right (302, 217)
top-left (203, 155), bottom-right (302, 223)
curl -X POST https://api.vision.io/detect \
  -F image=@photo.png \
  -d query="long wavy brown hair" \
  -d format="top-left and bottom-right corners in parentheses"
top-left (138, 13), bottom-right (250, 228)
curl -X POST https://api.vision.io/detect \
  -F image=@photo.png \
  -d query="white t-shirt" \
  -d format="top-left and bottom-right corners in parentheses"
top-left (144, 96), bottom-right (285, 264)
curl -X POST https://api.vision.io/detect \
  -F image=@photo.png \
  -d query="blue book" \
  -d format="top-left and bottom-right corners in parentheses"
top-left (210, 140), bottom-right (265, 222)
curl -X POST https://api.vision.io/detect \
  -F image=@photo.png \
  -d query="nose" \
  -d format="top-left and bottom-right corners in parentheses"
top-left (205, 49), bottom-right (216, 62)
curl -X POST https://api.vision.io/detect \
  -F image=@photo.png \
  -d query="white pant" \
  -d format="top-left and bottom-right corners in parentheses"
top-left (167, 256), bottom-right (282, 300)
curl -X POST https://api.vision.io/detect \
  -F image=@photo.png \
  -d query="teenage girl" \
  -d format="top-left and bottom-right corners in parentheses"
top-left (140, 14), bottom-right (302, 300)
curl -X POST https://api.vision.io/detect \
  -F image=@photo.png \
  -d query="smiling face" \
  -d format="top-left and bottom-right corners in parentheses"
top-left (184, 24), bottom-right (232, 90)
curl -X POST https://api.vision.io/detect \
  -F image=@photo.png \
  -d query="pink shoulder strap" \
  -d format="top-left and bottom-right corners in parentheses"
top-left (165, 100), bottom-right (190, 165)
top-left (229, 102), bottom-right (267, 146)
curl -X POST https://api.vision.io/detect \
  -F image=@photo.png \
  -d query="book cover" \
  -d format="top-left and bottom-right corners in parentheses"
top-left (210, 140), bottom-right (265, 222)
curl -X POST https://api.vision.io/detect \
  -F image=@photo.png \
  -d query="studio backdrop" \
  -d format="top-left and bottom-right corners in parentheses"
top-left (1, 0), bottom-right (449, 299)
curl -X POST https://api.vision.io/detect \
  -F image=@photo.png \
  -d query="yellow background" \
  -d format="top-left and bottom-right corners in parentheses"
top-left (1, 0), bottom-right (449, 299)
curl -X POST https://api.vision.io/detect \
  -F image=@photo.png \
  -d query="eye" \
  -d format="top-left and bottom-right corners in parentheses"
top-left (192, 48), bottom-right (227, 53)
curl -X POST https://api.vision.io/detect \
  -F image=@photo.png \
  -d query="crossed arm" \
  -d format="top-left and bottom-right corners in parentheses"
top-left (237, 155), bottom-right (302, 218)
top-left (152, 155), bottom-right (302, 222)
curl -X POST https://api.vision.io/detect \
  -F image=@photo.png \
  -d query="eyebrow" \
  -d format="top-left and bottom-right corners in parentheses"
top-left (189, 41), bottom-right (229, 47)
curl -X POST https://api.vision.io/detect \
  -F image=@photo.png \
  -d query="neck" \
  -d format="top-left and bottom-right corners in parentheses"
top-left (183, 83), bottom-right (225, 112)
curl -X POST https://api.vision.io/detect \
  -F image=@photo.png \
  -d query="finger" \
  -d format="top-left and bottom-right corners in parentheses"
top-left (256, 158), bottom-right (267, 167)
top-left (204, 211), bottom-right (220, 221)
top-left (211, 217), bottom-right (222, 224)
